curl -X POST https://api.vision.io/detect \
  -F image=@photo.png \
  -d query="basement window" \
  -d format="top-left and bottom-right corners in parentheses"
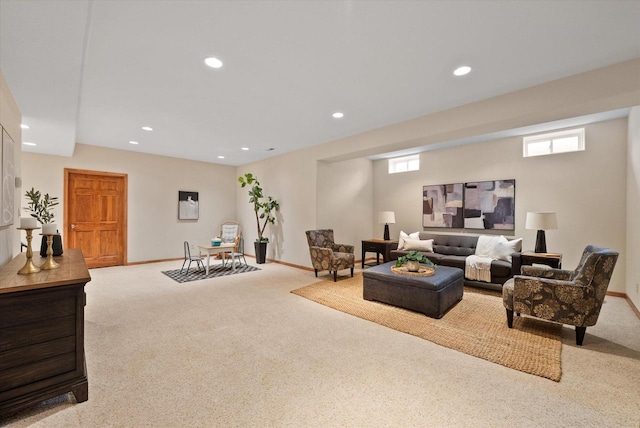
top-left (523, 128), bottom-right (585, 157)
top-left (389, 154), bottom-right (420, 174)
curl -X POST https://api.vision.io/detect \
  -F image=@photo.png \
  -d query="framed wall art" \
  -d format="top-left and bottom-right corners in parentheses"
top-left (463, 180), bottom-right (515, 230)
top-left (422, 183), bottom-right (464, 228)
top-left (1, 128), bottom-right (15, 227)
top-left (178, 191), bottom-right (199, 220)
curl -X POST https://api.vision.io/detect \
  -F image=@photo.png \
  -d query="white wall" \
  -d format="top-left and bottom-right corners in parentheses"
top-left (21, 144), bottom-right (237, 263)
top-left (627, 106), bottom-right (640, 307)
top-left (373, 119), bottom-right (628, 293)
top-left (236, 147), bottom-right (321, 266)
top-left (317, 158), bottom-right (374, 260)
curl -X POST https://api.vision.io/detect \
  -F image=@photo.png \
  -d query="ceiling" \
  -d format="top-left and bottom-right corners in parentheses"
top-left (1, 1), bottom-right (639, 166)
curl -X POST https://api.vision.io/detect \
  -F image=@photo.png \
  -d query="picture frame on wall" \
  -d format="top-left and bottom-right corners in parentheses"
top-left (463, 180), bottom-right (515, 230)
top-left (178, 191), bottom-right (199, 220)
top-left (1, 128), bottom-right (15, 227)
top-left (422, 183), bottom-right (464, 228)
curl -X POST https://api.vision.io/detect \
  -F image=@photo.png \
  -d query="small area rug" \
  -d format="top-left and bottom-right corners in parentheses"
top-left (291, 273), bottom-right (562, 381)
top-left (162, 264), bottom-right (260, 283)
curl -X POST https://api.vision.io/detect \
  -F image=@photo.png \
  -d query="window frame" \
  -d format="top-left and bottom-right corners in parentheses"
top-left (388, 154), bottom-right (420, 174)
top-left (523, 128), bottom-right (585, 158)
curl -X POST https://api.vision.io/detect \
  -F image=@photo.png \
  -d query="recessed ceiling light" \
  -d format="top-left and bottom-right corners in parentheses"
top-left (204, 57), bottom-right (223, 69)
top-left (453, 66), bottom-right (472, 76)
top-left (241, 147), bottom-right (249, 151)
top-left (332, 112), bottom-right (344, 119)
top-left (23, 142), bottom-right (37, 146)
top-left (217, 155), bottom-right (225, 159)
top-left (21, 124), bottom-right (30, 129)
top-left (142, 126), bottom-right (153, 131)
top-left (129, 140), bottom-right (139, 145)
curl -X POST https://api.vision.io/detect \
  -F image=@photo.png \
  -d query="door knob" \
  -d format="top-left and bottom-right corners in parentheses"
top-left (71, 224), bottom-right (76, 229)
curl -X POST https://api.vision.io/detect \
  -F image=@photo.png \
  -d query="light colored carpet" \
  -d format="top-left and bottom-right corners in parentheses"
top-left (1, 261), bottom-right (639, 427)
top-left (291, 274), bottom-right (562, 381)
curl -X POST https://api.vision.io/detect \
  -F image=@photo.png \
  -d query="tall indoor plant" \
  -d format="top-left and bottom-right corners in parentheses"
top-left (238, 173), bottom-right (280, 264)
top-left (24, 187), bottom-right (63, 256)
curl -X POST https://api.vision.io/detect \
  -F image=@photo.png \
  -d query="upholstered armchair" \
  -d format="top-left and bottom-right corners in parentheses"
top-left (502, 245), bottom-right (618, 345)
top-left (305, 229), bottom-right (355, 282)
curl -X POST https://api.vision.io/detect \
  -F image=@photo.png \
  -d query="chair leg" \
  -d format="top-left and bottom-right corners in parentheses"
top-left (314, 269), bottom-right (318, 277)
top-left (506, 309), bottom-right (514, 328)
top-left (180, 259), bottom-right (187, 274)
top-left (575, 326), bottom-right (586, 346)
top-left (334, 270), bottom-right (337, 282)
top-left (350, 267), bottom-right (354, 277)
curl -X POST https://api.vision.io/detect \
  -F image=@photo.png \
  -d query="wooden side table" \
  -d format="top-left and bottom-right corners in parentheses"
top-left (521, 251), bottom-right (563, 269)
top-left (362, 239), bottom-right (398, 268)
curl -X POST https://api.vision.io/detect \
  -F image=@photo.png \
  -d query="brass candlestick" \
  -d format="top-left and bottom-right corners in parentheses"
top-left (17, 227), bottom-right (41, 275)
top-left (40, 233), bottom-right (60, 270)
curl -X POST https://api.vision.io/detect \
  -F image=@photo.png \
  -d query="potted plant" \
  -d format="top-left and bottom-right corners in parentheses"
top-left (238, 173), bottom-right (280, 264)
top-left (24, 187), bottom-right (63, 257)
top-left (395, 250), bottom-right (435, 272)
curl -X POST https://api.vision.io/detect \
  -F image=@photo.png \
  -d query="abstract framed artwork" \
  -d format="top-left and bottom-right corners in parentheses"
top-left (1, 128), bottom-right (15, 227)
top-left (463, 180), bottom-right (515, 230)
top-left (422, 183), bottom-right (464, 228)
top-left (178, 191), bottom-right (199, 220)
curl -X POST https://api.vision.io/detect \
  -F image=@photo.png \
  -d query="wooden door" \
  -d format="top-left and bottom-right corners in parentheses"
top-left (64, 169), bottom-right (127, 268)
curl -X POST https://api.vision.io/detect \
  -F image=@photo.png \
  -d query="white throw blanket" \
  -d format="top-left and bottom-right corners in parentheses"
top-left (465, 255), bottom-right (493, 283)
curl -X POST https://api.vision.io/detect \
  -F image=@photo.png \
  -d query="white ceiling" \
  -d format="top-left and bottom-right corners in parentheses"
top-left (1, 0), bottom-right (639, 166)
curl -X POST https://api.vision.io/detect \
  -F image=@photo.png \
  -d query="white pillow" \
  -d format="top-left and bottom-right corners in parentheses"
top-left (493, 238), bottom-right (523, 262)
top-left (403, 238), bottom-right (434, 252)
top-left (398, 231), bottom-right (420, 250)
top-left (475, 235), bottom-right (506, 258)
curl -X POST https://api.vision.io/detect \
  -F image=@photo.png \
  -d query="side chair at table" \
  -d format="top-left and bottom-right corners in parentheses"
top-left (181, 241), bottom-right (205, 275)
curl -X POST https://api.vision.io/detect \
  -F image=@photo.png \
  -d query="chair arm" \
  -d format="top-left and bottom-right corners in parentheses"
top-left (521, 265), bottom-right (572, 280)
top-left (332, 243), bottom-right (354, 254)
top-left (513, 275), bottom-right (593, 324)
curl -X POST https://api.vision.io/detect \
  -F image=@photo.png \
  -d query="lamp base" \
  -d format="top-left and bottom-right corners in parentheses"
top-left (534, 230), bottom-right (547, 253)
top-left (383, 224), bottom-right (390, 241)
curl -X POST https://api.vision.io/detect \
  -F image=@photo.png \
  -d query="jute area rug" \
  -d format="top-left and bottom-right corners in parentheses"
top-left (291, 273), bottom-right (563, 381)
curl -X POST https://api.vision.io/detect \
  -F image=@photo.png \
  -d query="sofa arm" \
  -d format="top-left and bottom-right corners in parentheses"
top-left (511, 252), bottom-right (522, 278)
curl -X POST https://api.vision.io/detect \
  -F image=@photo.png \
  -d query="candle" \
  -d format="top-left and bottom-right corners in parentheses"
top-left (20, 217), bottom-right (37, 229)
top-left (42, 223), bottom-right (57, 234)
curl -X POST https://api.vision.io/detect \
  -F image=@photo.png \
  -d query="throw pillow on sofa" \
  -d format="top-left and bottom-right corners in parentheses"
top-left (403, 238), bottom-right (434, 252)
top-left (475, 235), bottom-right (522, 262)
top-left (398, 231), bottom-right (420, 250)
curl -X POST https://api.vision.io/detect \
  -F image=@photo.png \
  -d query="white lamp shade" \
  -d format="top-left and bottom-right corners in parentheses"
top-left (378, 211), bottom-right (396, 224)
top-left (525, 212), bottom-right (558, 230)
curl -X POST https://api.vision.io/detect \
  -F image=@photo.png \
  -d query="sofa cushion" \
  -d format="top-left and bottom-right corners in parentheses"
top-left (416, 232), bottom-right (479, 256)
top-left (490, 259), bottom-right (513, 279)
top-left (439, 255), bottom-right (467, 270)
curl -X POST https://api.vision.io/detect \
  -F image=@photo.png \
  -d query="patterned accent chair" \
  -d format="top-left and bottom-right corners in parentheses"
top-left (502, 245), bottom-right (618, 346)
top-left (305, 229), bottom-right (355, 282)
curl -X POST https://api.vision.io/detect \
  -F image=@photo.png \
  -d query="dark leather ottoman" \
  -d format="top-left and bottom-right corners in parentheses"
top-left (363, 262), bottom-right (464, 318)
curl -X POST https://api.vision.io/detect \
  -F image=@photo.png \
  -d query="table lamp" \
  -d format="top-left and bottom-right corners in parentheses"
top-left (525, 211), bottom-right (558, 253)
top-left (378, 211), bottom-right (396, 241)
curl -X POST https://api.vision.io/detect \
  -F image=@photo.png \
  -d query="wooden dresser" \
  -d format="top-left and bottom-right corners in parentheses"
top-left (0, 248), bottom-right (91, 416)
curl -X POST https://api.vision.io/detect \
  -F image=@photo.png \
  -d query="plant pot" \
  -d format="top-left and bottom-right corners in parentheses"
top-left (254, 241), bottom-right (267, 264)
top-left (406, 260), bottom-right (420, 272)
top-left (40, 234), bottom-right (64, 257)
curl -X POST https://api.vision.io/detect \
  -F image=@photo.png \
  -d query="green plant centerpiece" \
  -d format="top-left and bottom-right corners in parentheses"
top-left (395, 250), bottom-right (436, 272)
top-left (24, 187), bottom-right (64, 256)
top-left (24, 187), bottom-right (59, 224)
top-left (238, 173), bottom-right (280, 264)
